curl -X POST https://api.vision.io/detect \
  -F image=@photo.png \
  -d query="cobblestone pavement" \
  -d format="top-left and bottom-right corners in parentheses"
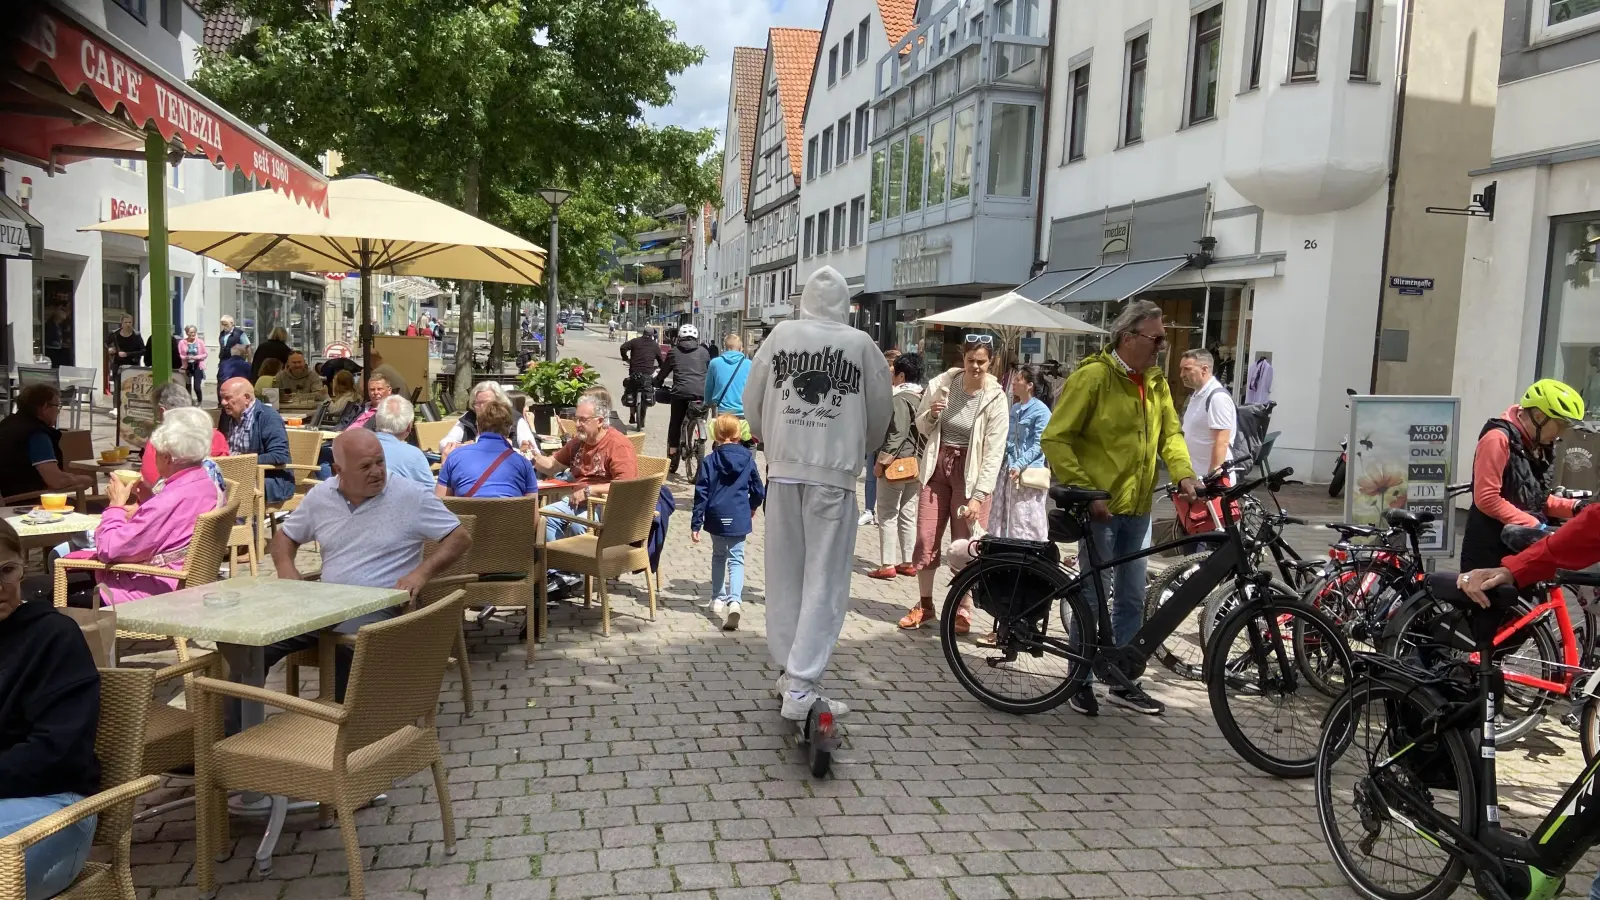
top-left (126, 330), bottom-right (1600, 899)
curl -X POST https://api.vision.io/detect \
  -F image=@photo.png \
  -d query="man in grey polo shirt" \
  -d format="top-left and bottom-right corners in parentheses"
top-left (265, 429), bottom-right (469, 701)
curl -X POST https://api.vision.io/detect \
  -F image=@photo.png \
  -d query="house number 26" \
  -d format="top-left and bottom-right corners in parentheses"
top-left (1303, 239), bottom-right (1319, 249)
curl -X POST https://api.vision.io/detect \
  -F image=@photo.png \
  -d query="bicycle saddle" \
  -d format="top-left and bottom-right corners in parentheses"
top-left (1049, 485), bottom-right (1110, 507)
top-left (1382, 507), bottom-right (1435, 532)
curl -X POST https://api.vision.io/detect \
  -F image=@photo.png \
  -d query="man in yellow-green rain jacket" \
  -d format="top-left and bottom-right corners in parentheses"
top-left (1041, 299), bottom-right (1200, 718)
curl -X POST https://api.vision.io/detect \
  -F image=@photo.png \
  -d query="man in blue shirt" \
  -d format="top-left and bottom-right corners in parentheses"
top-left (371, 395), bottom-right (435, 486)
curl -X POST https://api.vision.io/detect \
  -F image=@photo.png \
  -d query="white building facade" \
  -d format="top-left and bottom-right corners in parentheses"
top-left (745, 28), bottom-right (820, 333)
top-left (3, 0), bottom-right (228, 378)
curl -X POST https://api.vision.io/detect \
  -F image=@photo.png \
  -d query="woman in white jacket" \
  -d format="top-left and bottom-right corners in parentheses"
top-left (899, 335), bottom-right (1010, 633)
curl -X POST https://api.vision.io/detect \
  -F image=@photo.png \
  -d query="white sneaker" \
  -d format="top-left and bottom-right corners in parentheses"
top-left (722, 602), bottom-right (740, 631)
top-left (858, 511), bottom-right (876, 526)
top-left (711, 598), bottom-right (728, 616)
top-left (782, 690), bottom-right (850, 721)
top-left (773, 673), bottom-right (790, 699)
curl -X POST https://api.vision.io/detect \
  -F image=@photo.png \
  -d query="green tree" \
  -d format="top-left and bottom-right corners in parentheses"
top-left (195, 0), bottom-right (718, 400)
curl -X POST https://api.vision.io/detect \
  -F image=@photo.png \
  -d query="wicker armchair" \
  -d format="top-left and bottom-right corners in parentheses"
top-left (280, 429), bottom-right (325, 499)
top-left (625, 431), bottom-right (647, 455)
top-left (0, 667), bottom-right (162, 900)
top-left (415, 418), bottom-right (457, 456)
top-left (541, 473), bottom-right (665, 636)
top-left (438, 496), bottom-right (543, 656)
top-left (209, 454), bottom-right (264, 575)
top-left (191, 594), bottom-right (466, 900)
top-left (588, 456), bottom-right (669, 594)
top-left (131, 652), bottom-right (224, 823)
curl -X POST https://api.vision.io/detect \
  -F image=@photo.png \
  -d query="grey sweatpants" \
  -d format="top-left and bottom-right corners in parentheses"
top-left (765, 481), bottom-right (857, 695)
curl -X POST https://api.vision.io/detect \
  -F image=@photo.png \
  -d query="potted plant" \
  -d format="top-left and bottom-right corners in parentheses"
top-left (519, 357), bottom-right (600, 433)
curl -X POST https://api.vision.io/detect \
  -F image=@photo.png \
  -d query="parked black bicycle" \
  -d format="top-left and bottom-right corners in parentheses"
top-left (941, 465), bottom-right (1354, 778)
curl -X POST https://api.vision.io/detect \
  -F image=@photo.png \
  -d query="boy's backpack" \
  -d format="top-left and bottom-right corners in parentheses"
top-left (1208, 394), bottom-right (1275, 469)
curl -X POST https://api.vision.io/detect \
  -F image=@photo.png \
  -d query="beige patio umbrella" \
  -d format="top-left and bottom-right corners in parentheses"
top-left (919, 291), bottom-right (1105, 370)
top-left (86, 174), bottom-right (546, 374)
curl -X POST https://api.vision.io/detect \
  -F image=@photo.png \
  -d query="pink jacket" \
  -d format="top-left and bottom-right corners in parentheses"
top-left (179, 337), bottom-right (208, 366)
top-left (69, 464), bottom-right (225, 605)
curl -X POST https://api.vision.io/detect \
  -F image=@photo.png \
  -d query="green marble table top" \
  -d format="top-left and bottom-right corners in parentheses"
top-left (111, 576), bottom-right (409, 646)
top-left (3, 510), bottom-right (100, 538)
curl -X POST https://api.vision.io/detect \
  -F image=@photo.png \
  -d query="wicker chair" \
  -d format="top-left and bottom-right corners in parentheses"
top-left (542, 473), bottom-right (665, 636)
top-left (415, 418), bottom-right (457, 456)
top-left (0, 667), bottom-right (162, 900)
top-left (191, 594), bottom-right (466, 900)
top-left (280, 429), bottom-right (325, 499)
top-left (209, 454), bottom-right (264, 575)
top-left (439, 497), bottom-right (542, 657)
top-left (625, 431), bottom-right (647, 455)
top-left (588, 456), bottom-right (670, 594)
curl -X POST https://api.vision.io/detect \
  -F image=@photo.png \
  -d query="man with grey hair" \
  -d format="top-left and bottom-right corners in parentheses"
top-left (1042, 298), bottom-right (1199, 718)
top-left (372, 395), bottom-right (434, 486)
top-left (533, 393), bottom-right (638, 543)
top-left (439, 380), bottom-right (538, 456)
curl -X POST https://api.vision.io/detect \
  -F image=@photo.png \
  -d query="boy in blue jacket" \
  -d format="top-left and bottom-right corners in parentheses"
top-left (692, 414), bottom-right (766, 630)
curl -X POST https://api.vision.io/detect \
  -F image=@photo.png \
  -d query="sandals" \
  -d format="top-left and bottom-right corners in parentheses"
top-left (898, 604), bottom-right (936, 629)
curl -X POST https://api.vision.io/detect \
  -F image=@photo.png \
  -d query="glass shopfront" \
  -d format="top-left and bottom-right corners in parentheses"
top-left (33, 277), bottom-right (75, 366)
top-left (1057, 284), bottom-right (1243, 409)
top-left (1540, 214), bottom-right (1600, 418)
top-left (235, 272), bottom-right (291, 345)
top-left (102, 261), bottom-right (140, 338)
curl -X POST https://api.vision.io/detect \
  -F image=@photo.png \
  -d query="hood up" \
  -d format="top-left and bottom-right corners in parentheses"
top-left (800, 266), bottom-right (850, 324)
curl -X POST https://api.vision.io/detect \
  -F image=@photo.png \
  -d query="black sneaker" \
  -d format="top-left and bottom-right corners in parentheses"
top-left (1068, 685), bottom-right (1099, 717)
top-left (1107, 683), bottom-right (1165, 716)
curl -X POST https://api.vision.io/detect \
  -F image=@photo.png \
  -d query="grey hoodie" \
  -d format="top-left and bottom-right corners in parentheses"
top-left (744, 266), bottom-right (893, 491)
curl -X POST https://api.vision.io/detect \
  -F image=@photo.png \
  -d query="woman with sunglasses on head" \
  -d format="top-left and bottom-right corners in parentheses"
top-left (899, 333), bottom-right (1011, 634)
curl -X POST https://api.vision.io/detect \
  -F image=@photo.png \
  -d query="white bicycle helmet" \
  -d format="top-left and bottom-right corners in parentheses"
top-left (679, 323), bottom-right (699, 340)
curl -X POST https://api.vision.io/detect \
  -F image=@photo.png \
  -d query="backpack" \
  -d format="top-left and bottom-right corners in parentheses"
top-left (1208, 392), bottom-right (1275, 468)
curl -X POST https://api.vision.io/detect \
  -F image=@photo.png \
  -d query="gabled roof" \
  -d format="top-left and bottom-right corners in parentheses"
top-left (731, 46), bottom-right (765, 204)
top-left (879, 0), bottom-right (918, 47)
top-left (770, 27), bottom-right (821, 182)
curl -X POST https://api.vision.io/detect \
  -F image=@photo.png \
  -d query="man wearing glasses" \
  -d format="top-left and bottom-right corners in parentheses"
top-left (532, 394), bottom-right (639, 544)
top-left (0, 555), bottom-right (104, 898)
top-left (1041, 299), bottom-right (1200, 717)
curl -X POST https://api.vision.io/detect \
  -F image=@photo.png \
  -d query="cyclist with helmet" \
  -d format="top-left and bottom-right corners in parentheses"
top-left (656, 323), bottom-right (713, 475)
top-left (619, 327), bottom-right (661, 425)
top-left (1459, 378), bottom-right (1586, 571)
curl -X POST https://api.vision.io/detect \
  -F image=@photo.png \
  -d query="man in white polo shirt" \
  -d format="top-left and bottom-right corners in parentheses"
top-left (1177, 349), bottom-right (1236, 533)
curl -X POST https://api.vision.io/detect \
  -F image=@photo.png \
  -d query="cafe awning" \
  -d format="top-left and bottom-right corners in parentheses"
top-left (3, 2), bottom-right (328, 212)
top-left (1049, 257), bottom-right (1190, 305)
top-left (1011, 267), bottom-right (1093, 303)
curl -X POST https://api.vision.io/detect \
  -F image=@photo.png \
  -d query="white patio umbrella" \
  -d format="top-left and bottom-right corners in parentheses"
top-left (918, 291), bottom-right (1105, 367)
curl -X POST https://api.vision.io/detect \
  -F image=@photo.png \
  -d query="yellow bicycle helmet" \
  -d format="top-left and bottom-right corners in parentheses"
top-left (1521, 378), bottom-right (1585, 422)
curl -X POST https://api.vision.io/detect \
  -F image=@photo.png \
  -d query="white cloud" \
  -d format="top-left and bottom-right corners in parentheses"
top-left (647, 0), bottom-right (828, 145)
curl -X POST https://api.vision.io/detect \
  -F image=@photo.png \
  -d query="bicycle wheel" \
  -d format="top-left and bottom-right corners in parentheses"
top-left (1206, 597), bottom-right (1352, 778)
top-left (681, 417), bottom-right (702, 482)
top-left (1316, 678), bottom-right (1474, 900)
top-left (1143, 552), bottom-right (1211, 681)
top-left (1382, 599), bottom-right (1559, 746)
top-left (1200, 577), bottom-right (1298, 649)
top-left (941, 556), bottom-right (1094, 715)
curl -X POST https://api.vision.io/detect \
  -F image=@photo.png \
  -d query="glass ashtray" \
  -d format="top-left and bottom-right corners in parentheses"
top-left (202, 591), bottom-right (241, 608)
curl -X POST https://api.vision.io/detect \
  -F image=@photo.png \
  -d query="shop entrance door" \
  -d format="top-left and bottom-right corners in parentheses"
top-left (36, 278), bottom-right (75, 367)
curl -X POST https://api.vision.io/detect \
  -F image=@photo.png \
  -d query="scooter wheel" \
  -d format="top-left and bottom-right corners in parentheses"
top-left (809, 747), bottom-right (832, 778)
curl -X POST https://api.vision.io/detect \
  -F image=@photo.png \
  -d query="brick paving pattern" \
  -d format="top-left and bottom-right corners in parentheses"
top-left (120, 331), bottom-right (1600, 899)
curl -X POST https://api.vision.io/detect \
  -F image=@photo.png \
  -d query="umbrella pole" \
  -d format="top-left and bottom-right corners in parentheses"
top-left (360, 241), bottom-right (373, 391)
top-left (145, 132), bottom-right (171, 384)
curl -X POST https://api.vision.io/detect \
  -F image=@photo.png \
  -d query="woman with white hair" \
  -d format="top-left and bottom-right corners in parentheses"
top-left (56, 407), bottom-right (227, 606)
top-left (439, 380), bottom-right (539, 456)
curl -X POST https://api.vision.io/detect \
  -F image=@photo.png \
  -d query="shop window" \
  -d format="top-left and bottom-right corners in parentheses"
top-left (1538, 216), bottom-right (1600, 413)
top-left (986, 103), bottom-right (1036, 198)
top-left (951, 107), bottom-right (974, 201)
top-left (1351, 0), bottom-right (1376, 80)
top-left (888, 139), bottom-right (905, 218)
top-left (907, 131), bottom-right (926, 213)
top-left (1187, 5), bottom-right (1223, 125)
top-left (927, 117), bottom-right (950, 205)
top-left (1123, 35), bottom-right (1147, 146)
top-left (871, 150), bottom-right (886, 223)
top-left (1290, 0), bottom-right (1323, 82)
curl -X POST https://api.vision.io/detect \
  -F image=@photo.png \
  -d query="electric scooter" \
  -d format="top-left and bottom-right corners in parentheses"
top-left (797, 698), bottom-right (842, 777)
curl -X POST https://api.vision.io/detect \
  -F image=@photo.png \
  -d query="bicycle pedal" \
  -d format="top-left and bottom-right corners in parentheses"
top-left (1562, 712), bottom-right (1580, 730)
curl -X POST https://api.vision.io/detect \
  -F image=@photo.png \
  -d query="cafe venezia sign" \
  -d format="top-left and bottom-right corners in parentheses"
top-left (891, 233), bottom-right (952, 289)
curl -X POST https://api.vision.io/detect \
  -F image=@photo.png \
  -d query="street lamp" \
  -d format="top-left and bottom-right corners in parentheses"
top-left (537, 188), bottom-right (572, 362)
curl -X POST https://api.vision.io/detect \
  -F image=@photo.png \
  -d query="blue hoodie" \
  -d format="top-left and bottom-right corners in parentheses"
top-left (703, 350), bottom-right (751, 416)
top-left (691, 442), bottom-right (766, 536)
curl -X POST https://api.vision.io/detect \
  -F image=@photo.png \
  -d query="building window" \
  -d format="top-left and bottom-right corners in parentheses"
top-left (1066, 64), bottom-right (1090, 162)
top-left (987, 103), bottom-right (1036, 197)
top-left (858, 18), bottom-right (870, 64)
top-left (907, 131), bottom-right (926, 212)
top-left (854, 105), bottom-right (870, 155)
top-left (837, 115), bottom-right (851, 166)
top-left (871, 149), bottom-right (886, 222)
top-left (112, 0), bottom-right (146, 22)
top-left (1188, 5), bottom-right (1223, 125)
top-left (803, 216), bottom-right (815, 257)
top-left (850, 195), bottom-right (865, 245)
top-left (1123, 36), bottom-right (1147, 145)
top-left (842, 33), bottom-right (854, 75)
top-left (1290, 0), bottom-right (1323, 81)
top-left (816, 209), bottom-right (831, 253)
top-left (952, 107), bottom-right (975, 200)
top-left (1351, 0), bottom-right (1376, 80)
top-left (829, 46), bottom-right (839, 86)
top-left (1535, 0), bottom-right (1600, 44)
top-left (888, 139), bottom-right (906, 218)
top-left (1245, 0), bottom-right (1268, 90)
top-left (928, 117), bottom-right (950, 205)
top-left (1539, 215), bottom-right (1600, 403)
top-left (832, 203), bottom-right (847, 250)
top-left (807, 136), bottom-right (819, 181)
top-left (821, 127), bottom-right (834, 175)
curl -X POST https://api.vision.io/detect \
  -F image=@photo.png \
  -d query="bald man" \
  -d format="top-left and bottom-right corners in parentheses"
top-left (258, 428), bottom-right (468, 707)
top-left (217, 377), bottom-right (294, 503)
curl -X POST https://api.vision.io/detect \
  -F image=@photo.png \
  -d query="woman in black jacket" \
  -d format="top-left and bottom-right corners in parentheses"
top-left (250, 327), bottom-right (294, 381)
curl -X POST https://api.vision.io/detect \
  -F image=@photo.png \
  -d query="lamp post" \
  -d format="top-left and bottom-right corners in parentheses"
top-left (537, 188), bottom-right (572, 362)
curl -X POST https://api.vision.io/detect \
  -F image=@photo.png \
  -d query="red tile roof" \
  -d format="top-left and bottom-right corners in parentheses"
top-left (731, 46), bottom-right (766, 206)
top-left (202, 8), bottom-right (248, 55)
top-left (878, 0), bottom-right (918, 47)
top-left (769, 27), bottom-right (821, 182)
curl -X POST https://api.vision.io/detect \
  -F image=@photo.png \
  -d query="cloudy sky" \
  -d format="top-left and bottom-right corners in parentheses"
top-left (646, 0), bottom-right (829, 143)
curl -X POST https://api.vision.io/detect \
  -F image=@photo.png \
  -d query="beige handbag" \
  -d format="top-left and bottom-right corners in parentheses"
top-left (1019, 467), bottom-right (1051, 491)
top-left (885, 456), bottom-right (920, 483)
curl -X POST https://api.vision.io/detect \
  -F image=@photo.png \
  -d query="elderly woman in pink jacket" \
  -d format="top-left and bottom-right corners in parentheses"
top-left (60, 407), bottom-right (226, 606)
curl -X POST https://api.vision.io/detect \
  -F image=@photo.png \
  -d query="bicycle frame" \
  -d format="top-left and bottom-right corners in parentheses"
top-left (1470, 588), bottom-right (1582, 696)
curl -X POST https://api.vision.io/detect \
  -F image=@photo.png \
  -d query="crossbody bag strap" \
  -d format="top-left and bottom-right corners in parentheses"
top-left (713, 356), bottom-right (748, 408)
top-left (465, 448), bottom-right (516, 497)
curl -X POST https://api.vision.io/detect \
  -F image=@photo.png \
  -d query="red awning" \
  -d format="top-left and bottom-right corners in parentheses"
top-left (2, 2), bottom-right (328, 213)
